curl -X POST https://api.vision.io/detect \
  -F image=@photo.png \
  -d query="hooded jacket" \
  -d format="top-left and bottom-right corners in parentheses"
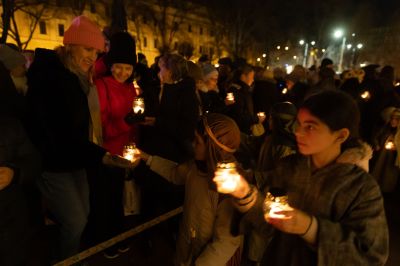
top-left (239, 143), bottom-right (388, 266)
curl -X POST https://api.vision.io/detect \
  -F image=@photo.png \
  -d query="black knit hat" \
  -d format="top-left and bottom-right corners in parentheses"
top-left (106, 31), bottom-right (136, 66)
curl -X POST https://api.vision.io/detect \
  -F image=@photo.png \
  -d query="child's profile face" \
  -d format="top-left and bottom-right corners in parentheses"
top-left (390, 116), bottom-right (400, 128)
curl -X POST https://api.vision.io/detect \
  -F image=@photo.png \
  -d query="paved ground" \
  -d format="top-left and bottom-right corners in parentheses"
top-left (28, 194), bottom-right (400, 266)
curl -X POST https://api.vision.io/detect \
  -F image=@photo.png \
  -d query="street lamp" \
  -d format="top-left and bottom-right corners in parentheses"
top-left (285, 46), bottom-right (289, 51)
top-left (277, 45), bottom-right (281, 50)
top-left (299, 40), bottom-right (305, 45)
top-left (333, 28), bottom-right (346, 73)
top-left (357, 43), bottom-right (363, 49)
top-left (310, 41), bottom-right (316, 46)
top-left (347, 44), bottom-right (352, 50)
top-left (262, 53), bottom-right (267, 58)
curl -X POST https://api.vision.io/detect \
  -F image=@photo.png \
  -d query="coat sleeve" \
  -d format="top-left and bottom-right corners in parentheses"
top-left (195, 199), bottom-right (242, 266)
top-left (316, 178), bottom-right (389, 266)
top-left (148, 155), bottom-right (190, 185)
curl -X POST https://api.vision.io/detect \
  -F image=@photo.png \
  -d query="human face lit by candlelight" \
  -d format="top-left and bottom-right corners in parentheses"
top-left (390, 115), bottom-right (400, 128)
top-left (158, 59), bottom-right (173, 84)
top-left (111, 63), bottom-right (134, 83)
top-left (294, 108), bottom-right (347, 157)
top-left (70, 45), bottom-right (100, 74)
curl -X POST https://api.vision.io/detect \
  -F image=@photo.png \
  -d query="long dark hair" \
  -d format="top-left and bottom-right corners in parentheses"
top-left (301, 90), bottom-right (361, 150)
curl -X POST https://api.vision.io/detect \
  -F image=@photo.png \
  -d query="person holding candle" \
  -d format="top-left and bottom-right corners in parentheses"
top-left (138, 113), bottom-right (242, 266)
top-left (371, 107), bottom-right (400, 193)
top-left (88, 31), bottom-right (139, 258)
top-left (214, 90), bottom-right (388, 266)
top-left (25, 16), bottom-right (135, 262)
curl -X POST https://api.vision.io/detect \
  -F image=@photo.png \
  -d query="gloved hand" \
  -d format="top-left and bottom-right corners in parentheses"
top-left (102, 152), bottom-right (140, 169)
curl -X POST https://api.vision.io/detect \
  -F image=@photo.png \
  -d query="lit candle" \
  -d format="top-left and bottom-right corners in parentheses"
top-left (226, 93), bottom-right (235, 102)
top-left (282, 88), bottom-right (288, 94)
top-left (385, 140), bottom-right (395, 150)
top-left (122, 143), bottom-right (139, 162)
top-left (360, 91), bottom-right (370, 100)
top-left (257, 112), bottom-right (266, 120)
top-left (214, 162), bottom-right (240, 194)
top-left (263, 189), bottom-right (293, 221)
top-left (133, 98), bottom-right (145, 114)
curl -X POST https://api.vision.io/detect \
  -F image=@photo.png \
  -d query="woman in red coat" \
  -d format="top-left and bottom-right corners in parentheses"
top-left (89, 31), bottom-right (138, 259)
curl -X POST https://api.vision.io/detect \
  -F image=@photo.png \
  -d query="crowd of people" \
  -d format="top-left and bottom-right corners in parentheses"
top-left (0, 15), bottom-right (397, 266)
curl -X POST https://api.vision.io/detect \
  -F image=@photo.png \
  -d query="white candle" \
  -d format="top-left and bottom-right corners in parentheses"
top-left (226, 93), bottom-right (235, 101)
top-left (122, 143), bottom-right (139, 162)
top-left (214, 162), bottom-right (240, 194)
top-left (132, 98), bottom-right (145, 114)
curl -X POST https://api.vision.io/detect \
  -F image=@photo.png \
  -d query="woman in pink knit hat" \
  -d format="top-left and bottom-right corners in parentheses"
top-left (25, 16), bottom-right (137, 263)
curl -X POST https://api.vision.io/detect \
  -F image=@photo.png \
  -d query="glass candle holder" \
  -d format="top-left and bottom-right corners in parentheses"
top-left (385, 140), bottom-right (395, 150)
top-left (214, 162), bottom-right (240, 194)
top-left (263, 188), bottom-right (293, 221)
top-left (122, 143), bottom-right (139, 163)
top-left (132, 98), bottom-right (145, 114)
top-left (226, 92), bottom-right (235, 102)
top-left (257, 112), bottom-right (266, 120)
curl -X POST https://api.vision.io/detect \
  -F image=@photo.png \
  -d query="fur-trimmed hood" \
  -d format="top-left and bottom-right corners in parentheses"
top-left (336, 141), bottom-right (373, 172)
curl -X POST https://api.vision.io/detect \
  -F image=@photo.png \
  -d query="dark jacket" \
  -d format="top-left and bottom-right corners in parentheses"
top-left (139, 77), bottom-right (199, 163)
top-left (26, 48), bottom-right (106, 172)
top-left (0, 115), bottom-right (39, 266)
top-left (227, 80), bottom-right (258, 134)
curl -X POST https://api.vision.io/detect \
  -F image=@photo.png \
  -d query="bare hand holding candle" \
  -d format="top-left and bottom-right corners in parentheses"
top-left (384, 140), bottom-right (396, 150)
top-left (263, 188), bottom-right (294, 221)
top-left (213, 162), bottom-right (241, 194)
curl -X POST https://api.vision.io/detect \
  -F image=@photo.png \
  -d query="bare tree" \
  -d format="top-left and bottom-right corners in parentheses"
top-left (1, 0), bottom-right (51, 49)
top-left (138, 0), bottom-right (192, 54)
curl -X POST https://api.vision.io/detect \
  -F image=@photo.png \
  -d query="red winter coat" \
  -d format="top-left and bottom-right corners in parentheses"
top-left (95, 76), bottom-right (138, 155)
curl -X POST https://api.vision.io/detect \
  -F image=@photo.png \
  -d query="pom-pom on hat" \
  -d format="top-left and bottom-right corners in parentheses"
top-left (63, 16), bottom-right (105, 51)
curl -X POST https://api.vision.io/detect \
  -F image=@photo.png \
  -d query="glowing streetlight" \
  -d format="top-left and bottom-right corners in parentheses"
top-left (352, 33), bottom-right (356, 37)
top-left (333, 28), bottom-right (346, 73)
top-left (357, 43), bottom-right (363, 49)
top-left (322, 49), bottom-right (326, 53)
top-left (285, 46), bottom-right (289, 50)
top-left (299, 40), bottom-right (305, 45)
top-left (293, 55), bottom-right (297, 59)
top-left (277, 45), bottom-right (281, 50)
top-left (347, 44), bottom-right (352, 50)
top-left (257, 57), bottom-right (261, 62)
top-left (262, 53), bottom-right (267, 58)
top-left (310, 41), bottom-right (316, 46)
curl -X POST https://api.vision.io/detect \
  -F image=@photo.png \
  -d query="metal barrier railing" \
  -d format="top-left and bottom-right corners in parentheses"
top-left (53, 206), bottom-right (183, 266)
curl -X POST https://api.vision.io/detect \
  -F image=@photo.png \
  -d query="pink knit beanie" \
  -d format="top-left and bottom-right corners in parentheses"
top-left (63, 16), bottom-right (105, 51)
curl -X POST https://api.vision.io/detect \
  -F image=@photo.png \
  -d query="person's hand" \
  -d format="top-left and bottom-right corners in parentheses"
top-left (213, 173), bottom-right (251, 199)
top-left (266, 208), bottom-right (313, 235)
top-left (140, 117), bottom-right (156, 126)
top-left (102, 152), bottom-right (140, 169)
top-left (0, 167), bottom-right (14, 190)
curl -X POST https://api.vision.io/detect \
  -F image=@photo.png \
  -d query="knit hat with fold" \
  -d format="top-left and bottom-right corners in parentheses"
top-left (106, 31), bottom-right (137, 66)
top-left (63, 16), bottom-right (105, 51)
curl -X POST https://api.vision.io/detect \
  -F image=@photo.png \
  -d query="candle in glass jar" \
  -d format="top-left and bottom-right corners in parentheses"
top-left (385, 140), bottom-right (395, 150)
top-left (257, 112), bottom-right (266, 120)
top-left (226, 93), bottom-right (235, 101)
top-left (263, 189), bottom-right (293, 221)
top-left (214, 162), bottom-right (240, 193)
top-left (133, 98), bottom-right (145, 114)
top-left (122, 143), bottom-right (139, 162)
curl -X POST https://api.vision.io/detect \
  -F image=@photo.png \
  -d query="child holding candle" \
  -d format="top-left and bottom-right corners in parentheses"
top-left (139, 113), bottom-right (243, 266)
top-left (371, 107), bottom-right (400, 193)
top-left (215, 90), bottom-right (388, 266)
